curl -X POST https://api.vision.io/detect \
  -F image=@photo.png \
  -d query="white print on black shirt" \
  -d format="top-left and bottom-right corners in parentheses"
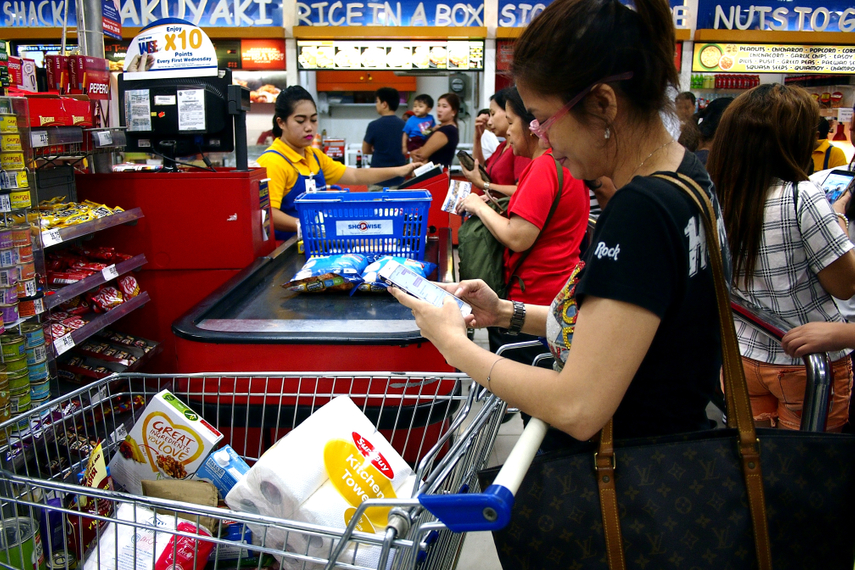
top-left (685, 216), bottom-right (708, 277)
top-left (593, 241), bottom-right (620, 261)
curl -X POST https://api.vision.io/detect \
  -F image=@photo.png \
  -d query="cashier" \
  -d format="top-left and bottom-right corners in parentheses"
top-left (259, 86), bottom-right (422, 241)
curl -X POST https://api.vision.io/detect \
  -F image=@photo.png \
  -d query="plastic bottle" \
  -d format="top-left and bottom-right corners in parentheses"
top-left (356, 150), bottom-right (363, 168)
top-left (312, 133), bottom-right (322, 149)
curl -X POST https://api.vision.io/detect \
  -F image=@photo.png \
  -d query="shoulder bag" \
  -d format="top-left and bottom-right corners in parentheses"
top-left (478, 171), bottom-right (855, 570)
top-left (457, 155), bottom-right (563, 299)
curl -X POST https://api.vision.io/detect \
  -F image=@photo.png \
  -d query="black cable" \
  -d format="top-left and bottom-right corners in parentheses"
top-left (196, 145), bottom-right (216, 172)
top-left (148, 146), bottom-right (216, 173)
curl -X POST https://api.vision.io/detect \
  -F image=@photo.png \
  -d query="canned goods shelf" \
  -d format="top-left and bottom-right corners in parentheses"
top-left (45, 253), bottom-right (147, 310)
top-left (39, 207), bottom-right (144, 249)
top-left (48, 292), bottom-right (150, 359)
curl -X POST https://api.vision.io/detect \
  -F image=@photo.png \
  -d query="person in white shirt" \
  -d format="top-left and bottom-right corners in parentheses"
top-left (477, 108), bottom-right (500, 161)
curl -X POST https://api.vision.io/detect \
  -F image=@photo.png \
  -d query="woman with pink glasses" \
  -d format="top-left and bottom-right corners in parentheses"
top-left (389, 0), bottom-right (728, 447)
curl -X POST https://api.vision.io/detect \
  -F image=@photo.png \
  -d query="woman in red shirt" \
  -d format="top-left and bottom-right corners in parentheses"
top-left (457, 86), bottom-right (590, 359)
top-left (462, 88), bottom-right (531, 196)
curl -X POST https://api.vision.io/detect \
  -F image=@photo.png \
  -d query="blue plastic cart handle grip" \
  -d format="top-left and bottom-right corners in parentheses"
top-left (419, 485), bottom-right (515, 532)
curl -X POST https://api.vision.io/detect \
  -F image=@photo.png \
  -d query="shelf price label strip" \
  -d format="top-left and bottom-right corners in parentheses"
top-left (102, 265), bottom-right (119, 281)
top-left (42, 229), bottom-right (63, 247)
top-left (54, 333), bottom-right (76, 356)
top-left (31, 131), bottom-right (48, 148)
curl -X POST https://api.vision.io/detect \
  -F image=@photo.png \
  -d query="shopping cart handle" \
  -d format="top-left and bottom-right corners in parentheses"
top-left (419, 418), bottom-right (549, 532)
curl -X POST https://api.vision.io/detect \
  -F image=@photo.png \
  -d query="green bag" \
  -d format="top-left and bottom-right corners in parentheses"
top-left (457, 194), bottom-right (511, 299)
top-left (456, 156), bottom-right (564, 299)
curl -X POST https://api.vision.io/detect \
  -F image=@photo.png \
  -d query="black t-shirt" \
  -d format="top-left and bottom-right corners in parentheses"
top-left (425, 124), bottom-right (459, 168)
top-left (364, 115), bottom-right (406, 169)
top-left (575, 151), bottom-right (727, 439)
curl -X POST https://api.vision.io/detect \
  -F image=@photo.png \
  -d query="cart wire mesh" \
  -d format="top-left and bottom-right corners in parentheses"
top-left (0, 372), bottom-right (507, 570)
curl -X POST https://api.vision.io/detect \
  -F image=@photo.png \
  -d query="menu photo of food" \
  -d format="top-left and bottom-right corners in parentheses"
top-left (386, 45), bottom-right (411, 68)
top-left (447, 42), bottom-right (470, 70)
top-left (468, 42), bottom-right (484, 70)
top-left (429, 46), bottom-right (448, 68)
top-left (335, 45), bottom-right (361, 68)
top-left (412, 45), bottom-right (432, 69)
top-left (361, 46), bottom-right (387, 69)
top-left (233, 71), bottom-right (288, 104)
top-left (298, 44), bottom-right (334, 69)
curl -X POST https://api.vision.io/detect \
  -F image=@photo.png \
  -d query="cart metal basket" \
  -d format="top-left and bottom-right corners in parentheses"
top-left (0, 372), bottom-right (508, 570)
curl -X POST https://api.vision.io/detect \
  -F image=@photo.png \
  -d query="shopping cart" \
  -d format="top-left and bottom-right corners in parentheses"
top-left (0, 372), bottom-right (510, 570)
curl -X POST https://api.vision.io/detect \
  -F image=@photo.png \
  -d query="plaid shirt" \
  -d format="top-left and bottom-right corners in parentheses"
top-left (734, 179), bottom-right (853, 365)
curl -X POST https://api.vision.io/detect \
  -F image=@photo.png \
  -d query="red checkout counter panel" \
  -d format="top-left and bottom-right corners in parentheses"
top-left (172, 231), bottom-right (456, 374)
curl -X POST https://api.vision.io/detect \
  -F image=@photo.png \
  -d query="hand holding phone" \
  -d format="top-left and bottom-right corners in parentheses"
top-left (457, 151), bottom-right (491, 183)
top-left (820, 170), bottom-right (855, 204)
top-left (379, 260), bottom-right (472, 318)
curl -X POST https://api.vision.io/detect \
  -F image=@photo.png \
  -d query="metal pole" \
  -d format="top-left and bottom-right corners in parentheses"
top-left (800, 352), bottom-right (832, 432)
top-left (76, 0), bottom-right (112, 172)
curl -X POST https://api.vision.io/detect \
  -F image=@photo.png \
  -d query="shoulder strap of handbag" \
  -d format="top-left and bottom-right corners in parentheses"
top-left (504, 154), bottom-right (564, 297)
top-left (593, 172), bottom-right (772, 570)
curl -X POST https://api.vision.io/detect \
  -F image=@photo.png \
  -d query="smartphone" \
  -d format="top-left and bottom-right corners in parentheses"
top-left (456, 151), bottom-right (491, 183)
top-left (379, 260), bottom-right (472, 318)
top-left (820, 170), bottom-right (855, 204)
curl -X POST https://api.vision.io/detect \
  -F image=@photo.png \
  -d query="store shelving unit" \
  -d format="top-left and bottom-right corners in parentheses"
top-left (50, 293), bottom-right (151, 358)
top-left (45, 253), bottom-right (147, 309)
top-left (41, 208), bottom-right (144, 247)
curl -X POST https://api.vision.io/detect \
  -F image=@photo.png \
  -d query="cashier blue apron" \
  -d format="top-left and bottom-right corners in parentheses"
top-left (262, 149), bottom-right (327, 241)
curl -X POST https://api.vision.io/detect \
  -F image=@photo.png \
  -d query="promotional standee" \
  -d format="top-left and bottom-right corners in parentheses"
top-left (75, 19), bottom-right (273, 372)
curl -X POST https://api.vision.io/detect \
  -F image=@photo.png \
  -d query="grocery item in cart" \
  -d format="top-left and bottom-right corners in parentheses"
top-left (285, 254), bottom-right (370, 293)
top-left (81, 502), bottom-right (210, 570)
top-left (194, 444), bottom-right (250, 499)
top-left (108, 389), bottom-right (223, 495)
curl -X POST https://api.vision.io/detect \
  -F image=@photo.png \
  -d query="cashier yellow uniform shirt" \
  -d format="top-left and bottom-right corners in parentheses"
top-left (812, 139), bottom-right (847, 173)
top-left (258, 138), bottom-right (347, 223)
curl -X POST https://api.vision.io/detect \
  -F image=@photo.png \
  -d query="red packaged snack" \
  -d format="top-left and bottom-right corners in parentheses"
top-left (89, 286), bottom-right (123, 312)
top-left (63, 316), bottom-right (87, 330)
top-left (155, 522), bottom-right (214, 570)
top-left (72, 261), bottom-right (110, 271)
top-left (47, 322), bottom-right (71, 342)
top-left (118, 275), bottom-right (140, 298)
top-left (49, 270), bottom-right (96, 285)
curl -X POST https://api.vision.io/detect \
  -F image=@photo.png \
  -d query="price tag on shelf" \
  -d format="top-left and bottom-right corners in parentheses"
top-left (96, 130), bottom-right (113, 147)
top-left (54, 333), bottom-right (76, 356)
top-left (101, 264), bottom-right (119, 281)
top-left (31, 130), bottom-right (48, 148)
top-left (42, 229), bottom-right (63, 247)
top-left (0, 194), bottom-right (10, 213)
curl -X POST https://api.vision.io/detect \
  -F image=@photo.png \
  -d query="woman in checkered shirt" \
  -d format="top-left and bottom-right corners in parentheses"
top-left (709, 83), bottom-right (855, 432)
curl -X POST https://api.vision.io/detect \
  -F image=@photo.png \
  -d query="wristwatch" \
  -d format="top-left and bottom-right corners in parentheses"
top-left (483, 182), bottom-right (491, 193)
top-left (507, 301), bottom-right (526, 336)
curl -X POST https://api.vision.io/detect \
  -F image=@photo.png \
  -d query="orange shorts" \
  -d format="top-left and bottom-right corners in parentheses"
top-left (740, 355), bottom-right (853, 431)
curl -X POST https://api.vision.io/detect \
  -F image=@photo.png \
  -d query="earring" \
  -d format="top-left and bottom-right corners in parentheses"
top-left (604, 127), bottom-right (610, 140)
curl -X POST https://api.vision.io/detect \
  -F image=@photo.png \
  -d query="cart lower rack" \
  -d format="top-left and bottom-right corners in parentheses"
top-left (0, 372), bottom-right (509, 570)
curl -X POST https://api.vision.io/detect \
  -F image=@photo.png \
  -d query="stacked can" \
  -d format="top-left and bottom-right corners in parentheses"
top-left (1, 333), bottom-right (30, 429)
top-left (0, 362), bottom-right (8, 444)
top-left (26, 327), bottom-right (50, 412)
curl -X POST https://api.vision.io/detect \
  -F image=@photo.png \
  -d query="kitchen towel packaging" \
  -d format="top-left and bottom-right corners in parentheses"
top-left (227, 395), bottom-right (412, 520)
top-left (225, 396), bottom-right (418, 569)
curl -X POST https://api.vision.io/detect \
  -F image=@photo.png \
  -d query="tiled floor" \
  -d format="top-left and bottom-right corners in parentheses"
top-left (453, 328), bottom-right (522, 570)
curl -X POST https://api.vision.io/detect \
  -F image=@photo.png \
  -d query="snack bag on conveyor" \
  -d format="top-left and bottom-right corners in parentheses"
top-left (285, 253), bottom-right (370, 293)
top-left (358, 256), bottom-right (437, 292)
top-left (225, 396), bottom-right (420, 569)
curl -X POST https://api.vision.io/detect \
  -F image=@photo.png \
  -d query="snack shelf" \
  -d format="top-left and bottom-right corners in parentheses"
top-left (49, 292), bottom-right (151, 359)
top-left (40, 207), bottom-right (144, 248)
top-left (68, 340), bottom-right (161, 370)
top-left (45, 253), bottom-right (148, 310)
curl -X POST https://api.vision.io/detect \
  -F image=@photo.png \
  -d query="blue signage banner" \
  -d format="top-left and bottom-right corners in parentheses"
top-left (2, 0), bottom-right (283, 28)
top-left (498, 0), bottom-right (688, 27)
top-left (296, 0), bottom-right (485, 26)
top-left (696, 0), bottom-right (855, 32)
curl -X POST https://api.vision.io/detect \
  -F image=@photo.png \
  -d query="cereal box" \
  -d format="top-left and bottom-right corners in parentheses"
top-left (108, 389), bottom-right (222, 495)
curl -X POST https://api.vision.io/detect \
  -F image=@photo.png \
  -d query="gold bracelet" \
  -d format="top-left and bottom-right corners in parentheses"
top-left (486, 357), bottom-right (504, 393)
top-left (836, 212), bottom-right (849, 226)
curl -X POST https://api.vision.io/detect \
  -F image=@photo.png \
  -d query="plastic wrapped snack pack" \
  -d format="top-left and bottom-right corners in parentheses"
top-left (285, 254), bottom-right (370, 293)
top-left (358, 256), bottom-right (437, 292)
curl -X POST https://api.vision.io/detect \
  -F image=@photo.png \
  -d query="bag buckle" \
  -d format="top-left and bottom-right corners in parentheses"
top-left (593, 452), bottom-right (616, 472)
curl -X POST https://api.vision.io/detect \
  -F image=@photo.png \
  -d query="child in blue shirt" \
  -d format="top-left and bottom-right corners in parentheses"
top-left (402, 94), bottom-right (436, 154)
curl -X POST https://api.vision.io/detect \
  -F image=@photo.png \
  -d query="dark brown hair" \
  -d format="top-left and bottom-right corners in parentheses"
top-left (707, 83), bottom-right (819, 285)
top-left (511, 0), bottom-right (678, 123)
top-left (438, 92), bottom-right (461, 125)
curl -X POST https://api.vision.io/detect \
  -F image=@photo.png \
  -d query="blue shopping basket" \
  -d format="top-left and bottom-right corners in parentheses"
top-left (295, 190), bottom-right (432, 260)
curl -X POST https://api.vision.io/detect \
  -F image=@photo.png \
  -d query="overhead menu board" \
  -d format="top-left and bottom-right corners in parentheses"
top-left (693, 43), bottom-right (855, 74)
top-left (297, 40), bottom-right (484, 71)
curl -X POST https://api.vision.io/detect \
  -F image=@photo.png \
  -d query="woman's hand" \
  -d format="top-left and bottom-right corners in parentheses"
top-left (474, 114), bottom-right (488, 139)
top-left (456, 192), bottom-right (488, 217)
top-left (781, 322), bottom-right (855, 358)
top-left (460, 160), bottom-right (485, 189)
top-left (833, 188), bottom-right (852, 216)
top-left (387, 287), bottom-right (469, 353)
top-left (436, 280), bottom-right (507, 329)
top-left (400, 162), bottom-right (425, 178)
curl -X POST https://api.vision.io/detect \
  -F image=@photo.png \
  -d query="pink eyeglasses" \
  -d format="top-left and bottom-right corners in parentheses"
top-left (529, 72), bottom-right (634, 145)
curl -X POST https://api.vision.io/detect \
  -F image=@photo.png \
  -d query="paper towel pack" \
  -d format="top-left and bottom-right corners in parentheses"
top-left (224, 396), bottom-right (418, 568)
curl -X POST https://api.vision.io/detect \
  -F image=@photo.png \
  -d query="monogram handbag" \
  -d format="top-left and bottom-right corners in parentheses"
top-left (478, 172), bottom-right (855, 570)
